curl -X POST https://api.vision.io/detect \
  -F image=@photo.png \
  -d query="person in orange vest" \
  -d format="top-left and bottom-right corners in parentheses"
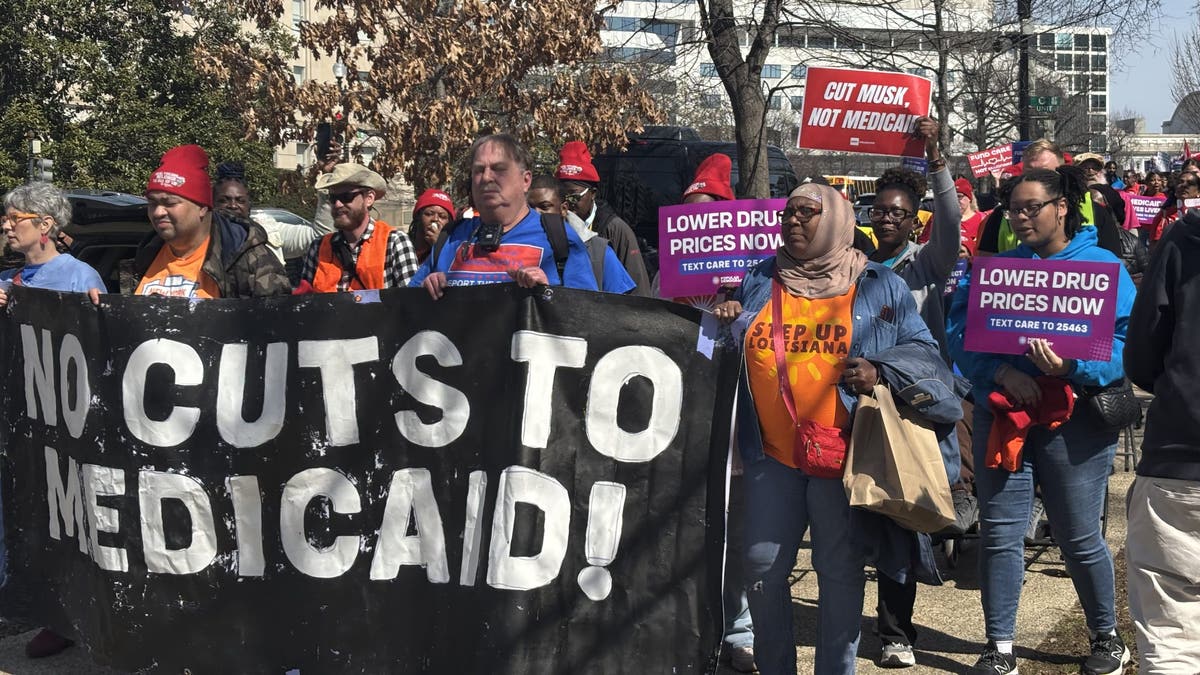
top-left (301, 164), bottom-right (419, 292)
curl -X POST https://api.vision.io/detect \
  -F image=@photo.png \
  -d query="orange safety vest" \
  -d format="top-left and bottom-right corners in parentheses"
top-left (312, 220), bottom-right (394, 292)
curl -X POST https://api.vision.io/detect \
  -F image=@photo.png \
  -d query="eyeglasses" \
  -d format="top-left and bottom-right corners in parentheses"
top-left (868, 206), bottom-right (915, 222)
top-left (329, 189), bottom-right (366, 205)
top-left (563, 187), bottom-right (592, 207)
top-left (1, 211), bottom-right (40, 227)
top-left (776, 206), bottom-right (822, 222)
top-left (1005, 199), bottom-right (1059, 219)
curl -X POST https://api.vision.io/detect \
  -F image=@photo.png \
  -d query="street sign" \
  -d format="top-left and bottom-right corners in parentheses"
top-left (1028, 95), bottom-right (1060, 113)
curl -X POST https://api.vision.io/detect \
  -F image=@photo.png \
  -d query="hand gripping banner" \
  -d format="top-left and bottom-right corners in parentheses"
top-left (0, 284), bottom-right (738, 674)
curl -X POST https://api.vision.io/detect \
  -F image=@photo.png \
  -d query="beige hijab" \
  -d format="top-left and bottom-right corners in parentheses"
top-left (776, 183), bottom-right (868, 298)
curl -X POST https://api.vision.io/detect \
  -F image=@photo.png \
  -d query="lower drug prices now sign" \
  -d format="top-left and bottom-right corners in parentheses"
top-left (964, 257), bottom-right (1121, 360)
top-left (657, 198), bottom-right (786, 298)
top-left (0, 285), bottom-right (737, 674)
top-left (797, 67), bottom-right (933, 158)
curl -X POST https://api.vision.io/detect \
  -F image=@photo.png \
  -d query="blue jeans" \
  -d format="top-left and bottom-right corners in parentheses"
top-left (724, 475), bottom-right (753, 650)
top-left (743, 456), bottom-right (865, 675)
top-left (973, 403), bottom-right (1118, 641)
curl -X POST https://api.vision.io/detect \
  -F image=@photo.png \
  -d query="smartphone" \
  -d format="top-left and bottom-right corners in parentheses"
top-left (315, 122), bottom-right (332, 161)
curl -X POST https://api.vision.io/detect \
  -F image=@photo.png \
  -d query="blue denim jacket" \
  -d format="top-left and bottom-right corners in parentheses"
top-left (729, 259), bottom-right (945, 466)
top-left (729, 258), bottom-right (955, 585)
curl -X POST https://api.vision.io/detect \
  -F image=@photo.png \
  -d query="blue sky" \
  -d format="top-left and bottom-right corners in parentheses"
top-left (1109, 0), bottom-right (1194, 130)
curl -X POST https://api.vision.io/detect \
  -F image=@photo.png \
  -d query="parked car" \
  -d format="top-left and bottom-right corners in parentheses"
top-left (592, 136), bottom-right (800, 277)
top-left (250, 207), bottom-right (317, 231)
top-left (59, 190), bottom-right (153, 293)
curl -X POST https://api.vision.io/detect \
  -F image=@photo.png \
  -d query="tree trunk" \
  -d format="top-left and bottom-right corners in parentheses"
top-left (699, 0), bottom-right (781, 199)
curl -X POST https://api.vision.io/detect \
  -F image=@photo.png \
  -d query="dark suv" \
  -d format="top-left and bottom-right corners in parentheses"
top-left (63, 190), bottom-right (152, 293)
top-left (592, 138), bottom-right (799, 276)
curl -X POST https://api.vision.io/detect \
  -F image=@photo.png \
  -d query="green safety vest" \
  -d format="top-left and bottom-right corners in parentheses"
top-left (996, 192), bottom-right (1097, 253)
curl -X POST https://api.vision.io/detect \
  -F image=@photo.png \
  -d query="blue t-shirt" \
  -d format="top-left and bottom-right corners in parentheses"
top-left (409, 209), bottom-right (599, 291)
top-left (0, 254), bottom-right (104, 292)
top-left (599, 246), bottom-right (636, 294)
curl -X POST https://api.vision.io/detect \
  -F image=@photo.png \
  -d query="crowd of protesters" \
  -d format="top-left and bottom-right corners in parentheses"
top-left (0, 122), bottom-right (1197, 675)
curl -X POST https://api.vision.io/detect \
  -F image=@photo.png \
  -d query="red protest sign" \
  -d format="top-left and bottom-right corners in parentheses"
top-left (967, 144), bottom-right (1015, 178)
top-left (797, 67), bottom-right (932, 158)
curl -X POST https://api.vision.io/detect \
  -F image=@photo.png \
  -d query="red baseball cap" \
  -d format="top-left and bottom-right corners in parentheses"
top-left (413, 189), bottom-right (455, 220)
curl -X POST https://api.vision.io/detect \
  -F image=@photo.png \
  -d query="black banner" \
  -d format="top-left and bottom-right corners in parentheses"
top-left (0, 284), bottom-right (737, 673)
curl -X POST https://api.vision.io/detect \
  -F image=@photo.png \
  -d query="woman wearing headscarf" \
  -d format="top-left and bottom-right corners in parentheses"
top-left (713, 183), bottom-right (950, 675)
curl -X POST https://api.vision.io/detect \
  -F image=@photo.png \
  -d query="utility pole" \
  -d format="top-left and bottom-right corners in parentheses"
top-left (1017, 0), bottom-right (1032, 141)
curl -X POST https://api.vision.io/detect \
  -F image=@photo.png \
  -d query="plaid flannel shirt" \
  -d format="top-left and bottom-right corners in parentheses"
top-left (301, 220), bottom-right (419, 291)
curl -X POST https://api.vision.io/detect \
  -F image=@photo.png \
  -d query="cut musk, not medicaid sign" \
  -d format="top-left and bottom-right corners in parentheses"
top-left (797, 67), bottom-right (933, 158)
top-left (657, 198), bottom-right (786, 298)
top-left (964, 257), bottom-right (1120, 360)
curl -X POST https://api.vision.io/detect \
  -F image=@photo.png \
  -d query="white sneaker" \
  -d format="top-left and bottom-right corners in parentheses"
top-left (879, 642), bottom-right (917, 668)
top-left (728, 645), bottom-right (757, 672)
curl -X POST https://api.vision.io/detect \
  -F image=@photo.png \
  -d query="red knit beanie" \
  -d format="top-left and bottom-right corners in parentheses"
top-left (555, 141), bottom-right (600, 184)
top-left (954, 178), bottom-right (974, 202)
top-left (147, 145), bottom-right (213, 208)
top-left (684, 153), bottom-right (734, 201)
top-left (413, 189), bottom-right (455, 220)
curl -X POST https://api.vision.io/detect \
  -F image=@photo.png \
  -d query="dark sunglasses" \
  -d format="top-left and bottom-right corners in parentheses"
top-left (330, 189), bottom-right (366, 205)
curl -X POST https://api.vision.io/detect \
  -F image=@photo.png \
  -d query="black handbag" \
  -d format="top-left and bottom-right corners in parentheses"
top-left (1074, 377), bottom-right (1141, 432)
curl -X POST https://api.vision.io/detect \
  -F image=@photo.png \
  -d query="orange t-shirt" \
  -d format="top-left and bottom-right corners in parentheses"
top-left (745, 284), bottom-right (856, 468)
top-left (135, 236), bottom-right (221, 299)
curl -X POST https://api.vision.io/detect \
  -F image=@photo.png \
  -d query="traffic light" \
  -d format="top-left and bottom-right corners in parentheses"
top-left (29, 157), bottom-right (53, 182)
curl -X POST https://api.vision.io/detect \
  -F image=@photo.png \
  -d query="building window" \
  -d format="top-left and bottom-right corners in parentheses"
top-left (1057, 54), bottom-right (1072, 71)
top-left (1056, 33), bottom-right (1072, 49)
top-left (762, 64), bottom-right (781, 78)
top-left (1090, 94), bottom-right (1106, 111)
top-left (790, 95), bottom-right (804, 109)
top-left (291, 0), bottom-right (304, 33)
top-left (790, 64), bottom-right (808, 78)
top-left (1091, 34), bottom-right (1106, 51)
top-left (808, 34), bottom-right (835, 49)
top-left (777, 29), bottom-right (804, 48)
top-left (356, 69), bottom-right (370, 83)
top-left (296, 142), bottom-right (310, 157)
top-left (701, 94), bottom-right (722, 108)
top-left (1038, 34), bottom-right (1055, 50)
top-left (1074, 54), bottom-right (1089, 71)
top-left (604, 16), bottom-right (642, 31)
top-left (701, 63), bottom-right (718, 77)
top-left (1091, 54), bottom-right (1106, 71)
top-left (292, 65), bottom-right (306, 84)
top-left (769, 94), bottom-right (782, 110)
top-left (1090, 114), bottom-right (1107, 132)
top-left (1091, 74), bottom-right (1106, 90)
top-left (1074, 74), bottom-right (1091, 91)
top-left (1074, 34), bottom-right (1090, 50)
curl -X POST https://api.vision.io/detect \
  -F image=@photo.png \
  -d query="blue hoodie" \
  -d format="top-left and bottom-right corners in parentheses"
top-left (948, 226), bottom-right (1136, 402)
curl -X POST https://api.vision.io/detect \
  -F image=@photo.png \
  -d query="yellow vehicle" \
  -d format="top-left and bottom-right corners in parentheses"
top-left (825, 175), bottom-right (878, 201)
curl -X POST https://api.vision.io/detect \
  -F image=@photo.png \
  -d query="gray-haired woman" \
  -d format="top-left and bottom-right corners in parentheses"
top-left (0, 181), bottom-right (101, 659)
top-left (0, 181), bottom-right (103, 306)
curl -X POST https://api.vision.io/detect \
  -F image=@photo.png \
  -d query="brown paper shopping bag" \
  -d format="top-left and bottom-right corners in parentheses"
top-left (844, 384), bottom-right (955, 533)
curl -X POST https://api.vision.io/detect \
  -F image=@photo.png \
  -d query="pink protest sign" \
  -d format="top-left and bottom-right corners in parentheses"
top-left (657, 198), bottom-right (786, 298)
top-left (964, 257), bottom-right (1120, 360)
top-left (1128, 195), bottom-right (1167, 226)
top-left (967, 144), bottom-right (1014, 178)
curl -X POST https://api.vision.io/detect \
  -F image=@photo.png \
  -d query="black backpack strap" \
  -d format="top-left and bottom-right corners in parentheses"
top-left (538, 213), bottom-right (570, 285)
top-left (586, 236), bottom-right (608, 290)
top-left (429, 217), bottom-right (465, 273)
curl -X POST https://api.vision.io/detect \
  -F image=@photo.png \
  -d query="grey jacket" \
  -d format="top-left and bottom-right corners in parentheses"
top-left (885, 168), bottom-right (961, 363)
